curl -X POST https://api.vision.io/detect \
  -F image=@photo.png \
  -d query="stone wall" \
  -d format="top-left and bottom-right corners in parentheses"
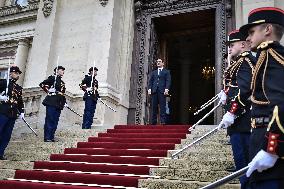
top-left (23, 0), bottom-right (134, 128)
top-left (235, 0), bottom-right (284, 44)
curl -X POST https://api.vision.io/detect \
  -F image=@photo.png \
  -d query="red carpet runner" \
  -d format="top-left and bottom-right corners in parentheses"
top-left (0, 125), bottom-right (190, 189)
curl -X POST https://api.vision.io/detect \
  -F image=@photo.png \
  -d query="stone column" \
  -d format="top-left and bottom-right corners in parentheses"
top-left (0, 0), bottom-right (5, 7)
top-left (14, 38), bottom-right (30, 86)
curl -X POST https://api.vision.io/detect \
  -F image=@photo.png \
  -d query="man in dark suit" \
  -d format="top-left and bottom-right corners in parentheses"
top-left (148, 59), bottom-right (171, 125)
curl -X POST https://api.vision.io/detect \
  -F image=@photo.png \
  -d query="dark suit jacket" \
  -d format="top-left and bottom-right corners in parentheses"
top-left (148, 68), bottom-right (171, 94)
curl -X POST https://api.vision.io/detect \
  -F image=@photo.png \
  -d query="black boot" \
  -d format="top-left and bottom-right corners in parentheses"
top-left (0, 156), bottom-right (7, 160)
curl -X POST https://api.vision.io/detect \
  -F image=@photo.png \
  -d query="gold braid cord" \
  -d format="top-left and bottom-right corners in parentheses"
top-left (267, 105), bottom-right (284, 134)
top-left (251, 47), bottom-right (284, 105)
top-left (269, 48), bottom-right (284, 66)
top-left (251, 50), bottom-right (270, 105)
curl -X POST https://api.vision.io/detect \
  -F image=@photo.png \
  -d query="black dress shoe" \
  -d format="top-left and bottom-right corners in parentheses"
top-left (0, 156), bottom-right (7, 160)
top-left (226, 166), bottom-right (237, 172)
top-left (52, 139), bottom-right (59, 142)
top-left (44, 139), bottom-right (53, 142)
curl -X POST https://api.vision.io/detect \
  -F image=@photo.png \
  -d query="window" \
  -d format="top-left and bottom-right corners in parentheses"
top-left (0, 69), bottom-right (8, 79)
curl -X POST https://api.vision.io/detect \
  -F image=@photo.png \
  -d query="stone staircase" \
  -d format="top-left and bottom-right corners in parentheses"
top-left (139, 125), bottom-right (240, 189)
top-left (0, 125), bottom-right (105, 180)
top-left (0, 125), bottom-right (240, 189)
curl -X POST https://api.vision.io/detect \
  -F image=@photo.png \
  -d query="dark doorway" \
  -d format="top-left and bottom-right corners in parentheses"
top-left (153, 9), bottom-right (216, 125)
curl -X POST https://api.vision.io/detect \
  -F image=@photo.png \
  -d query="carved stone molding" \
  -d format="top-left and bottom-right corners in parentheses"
top-left (132, 0), bottom-right (227, 124)
top-left (98, 0), bottom-right (108, 7)
top-left (42, 0), bottom-right (53, 17)
top-left (0, 0), bottom-right (39, 17)
top-left (225, 0), bottom-right (232, 18)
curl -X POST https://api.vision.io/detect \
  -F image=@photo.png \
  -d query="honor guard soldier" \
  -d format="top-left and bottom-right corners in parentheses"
top-left (219, 30), bottom-right (255, 189)
top-left (0, 66), bottom-right (24, 160)
top-left (79, 67), bottom-right (99, 129)
top-left (40, 66), bottom-right (66, 142)
top-left (239, 7), bottom-right (284, 188)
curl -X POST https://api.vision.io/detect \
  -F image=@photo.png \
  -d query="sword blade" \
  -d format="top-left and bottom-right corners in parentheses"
top-left (5, 58), bottom-right (11, 96)
top-left (98, 98), bottom-right (117, 112)
top-left (66, 106), bottom-right (82, 117)
top-left (194, 96), bottom-right (218, 115)
top-left (172, 126), bottom-right (219, 159)
top-left (200, 94), bottom-right (219, 109)
top-left (200, 166), bottom-right (249, 189)
top-left (22, 118), bottom-right (38, 136)
top-left (190, 101), bottom-right (221, 131)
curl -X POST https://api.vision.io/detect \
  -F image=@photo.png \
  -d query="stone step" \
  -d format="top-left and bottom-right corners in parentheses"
top-left (0, 160), bottom-right (34, 170)
top-left (160, 158), bottom-right (234, 170)
top-left (8, 140), bottom-right (79, 149)
top-left (3, 151), bottom-right (50, 161)
top-left (5, 146), bottom-right (64, 155)
top-left (12, 127), bottom-right (103, 140)
top-left (170, 143), bottom-right (232, 154)
top-left (181, 143), bottom-right (231, 152)
top-left (150, 168), bottom-right (239, 183)
top-left (168, 148), bottom-right (233, 159)
top-left (138, 178), bottom-right (240, 189)
top-left (0, 169), bottom-right (15, 180)
top-left (9, 137), bottom-right (88, 147)
top-left (182, 134), bottom-right (229, 144)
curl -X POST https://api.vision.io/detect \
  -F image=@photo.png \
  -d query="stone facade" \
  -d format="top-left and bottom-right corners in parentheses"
top-left (0, 0), bottom-right (134, 132)
top-left (0, 0), bottom-right (283, 133)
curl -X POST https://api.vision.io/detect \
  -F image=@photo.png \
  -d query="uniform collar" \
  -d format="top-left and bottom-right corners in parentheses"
top-left (257, 41), bottom-right (280, 50)
top-left (9, 78), bottom-right (17, 83)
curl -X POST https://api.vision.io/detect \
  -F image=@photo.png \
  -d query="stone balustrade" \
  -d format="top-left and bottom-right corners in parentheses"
top-left (22, 86), bottom-right (43, 117)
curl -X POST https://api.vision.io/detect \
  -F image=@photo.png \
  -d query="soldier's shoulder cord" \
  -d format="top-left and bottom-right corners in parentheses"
top-left (250, 46), bottom-right (270, 105)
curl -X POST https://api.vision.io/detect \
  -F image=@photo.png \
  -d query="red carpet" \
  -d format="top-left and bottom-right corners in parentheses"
top-left (64, 148), bottom-right (168, 157)
top-left (0, 125), bottom-right (191, 188)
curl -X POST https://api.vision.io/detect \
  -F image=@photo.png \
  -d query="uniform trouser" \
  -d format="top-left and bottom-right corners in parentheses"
top-left (151, 92), bottom-right (166, 124)
top-left (0, 114), bottom-right (16, 157)
top-left (230, 133), bottom-right (250, 189)
top-left (251, 179), bottom-right (283, 189)
top-left (44, 106), bottom-right (61, 140)
top-left (82, 97), bottom-right (97, 129)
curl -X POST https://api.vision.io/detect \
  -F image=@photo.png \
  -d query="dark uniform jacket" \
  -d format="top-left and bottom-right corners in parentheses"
top-left (148, 68), bottom-right (171, 94)
top-left (249, 41), bottom-right (284, 183)
top-left (224, 51), bottom-right (255, 135)
top-left (0, 79), bottom-right (24, 118)
top-left (39, 75), bottom-right (66, 110)
top-left (79, 75), bottom-right (99, 100)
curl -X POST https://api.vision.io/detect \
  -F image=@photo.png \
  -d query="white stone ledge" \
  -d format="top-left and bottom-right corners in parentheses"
top-left (0, 28), bottom-right (35, 42)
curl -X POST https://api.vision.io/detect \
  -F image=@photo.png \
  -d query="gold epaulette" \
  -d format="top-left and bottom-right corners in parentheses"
top-left (257, 41), bottom-right (274, 50)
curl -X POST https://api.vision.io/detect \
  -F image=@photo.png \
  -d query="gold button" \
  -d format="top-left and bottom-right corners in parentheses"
top-left (270, 141), bottom-right (275, 145)
top-left (269, 147), bottom-right (274, 151)
top-left (271, 135), bottom-right (276, 140)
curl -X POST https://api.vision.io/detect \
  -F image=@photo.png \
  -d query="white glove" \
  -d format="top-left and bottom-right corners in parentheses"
top-left (148, 89), bottom-right (151, 95)
top-left (86, 87), bottom-right (93, 92)
top-left (164, 89), bottom-right (169, 95)
top-left (246, 150), bottom-right (279, 177)
top-left (64, 103), bottom-right (69, 108)
top-left (0, 95), bottom-right (8, 102)
top-left (19, 113), bottom-right (25, 119)
top-left (218, 90), bottom-right (227, 105)
top-left (219, 112), bottom-right (235, 129)
top-left (48, 88), bottom-right (56, 93)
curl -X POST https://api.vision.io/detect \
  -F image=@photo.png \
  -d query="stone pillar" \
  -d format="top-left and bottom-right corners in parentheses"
top-left (235, 0), bottom-right (243, 29)
top-left (0, 0), bottom-right (5, 7)
top-left (14, 38), bottom-right (30, 86)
